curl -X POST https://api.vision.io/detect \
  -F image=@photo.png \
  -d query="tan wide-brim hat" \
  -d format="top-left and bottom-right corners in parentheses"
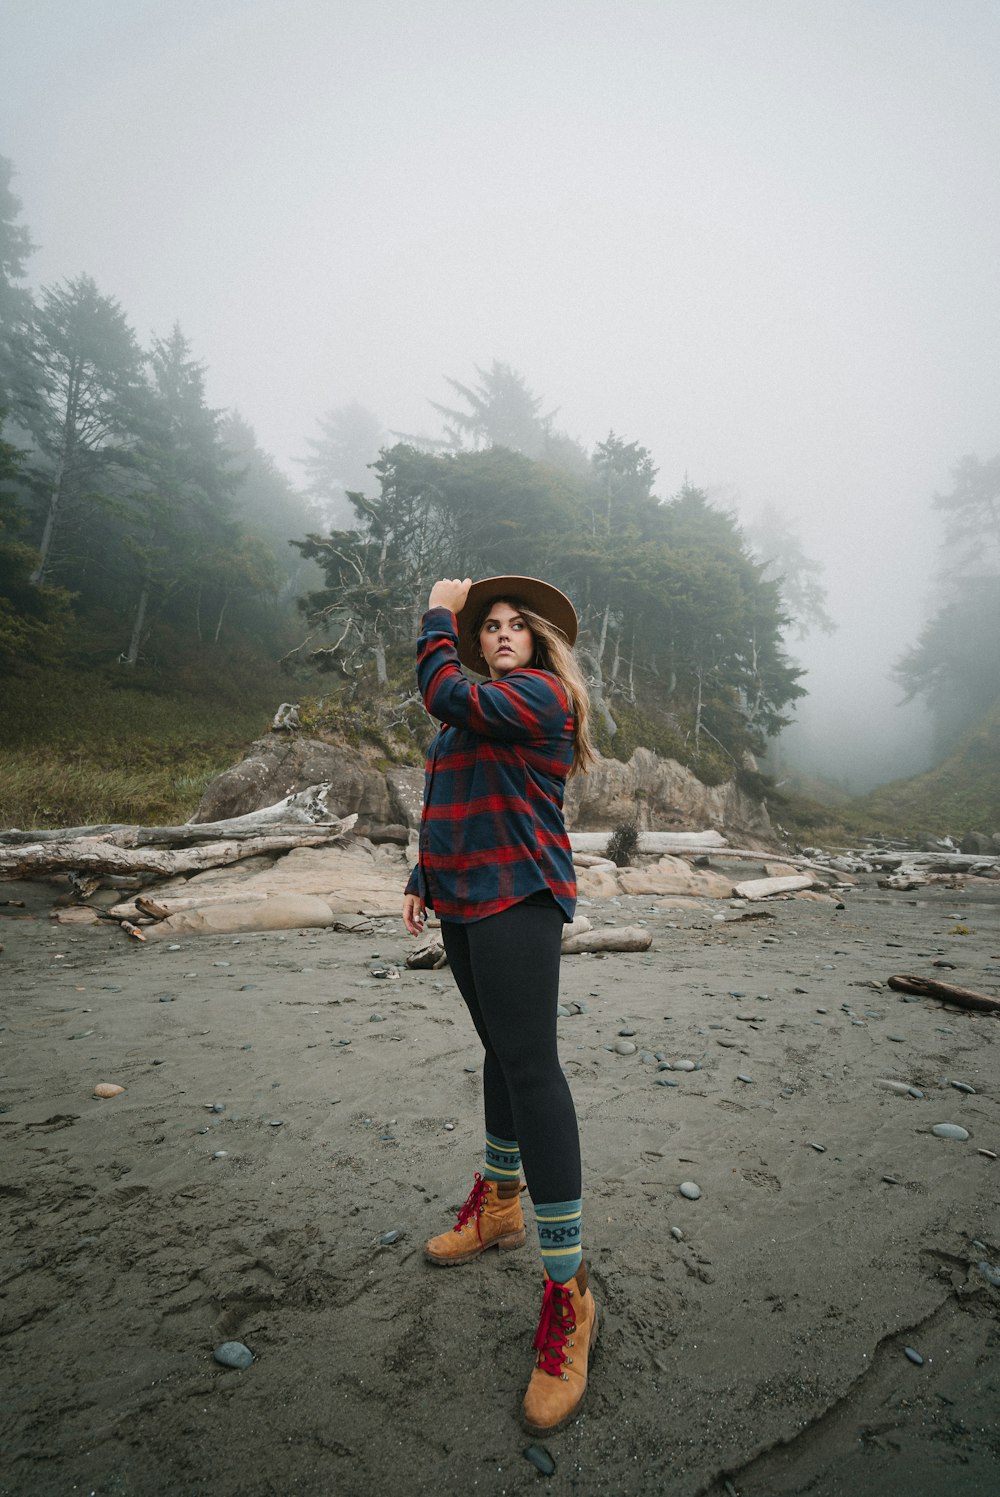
top-left (455, 575), bottom-right (578, 671)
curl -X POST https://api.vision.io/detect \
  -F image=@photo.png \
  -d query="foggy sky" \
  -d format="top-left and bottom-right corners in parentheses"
top-left (4, 0), bottom-right (999, 790)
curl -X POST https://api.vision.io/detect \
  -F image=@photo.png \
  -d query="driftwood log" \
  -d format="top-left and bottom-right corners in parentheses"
top-left (561, 924), bottom-right (652, 955)
top-left (888, 974), bottom-right (1000, 1015)
top-left (0, 823), bottom-right (356, 881)
top-left (0, 785), bottom-right (349, 847)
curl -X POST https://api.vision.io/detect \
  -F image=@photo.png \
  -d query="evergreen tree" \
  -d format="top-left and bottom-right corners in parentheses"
top-left (431, 362), bottom-right (557, 458)
top-left (0, 418), bottom-right (70, 670)
top-left (300, 402), bottom-right (385, 529)
top-left (0, 155), bottom-right (35, 411)
top-left (14, 274), bottom-right (146, 586)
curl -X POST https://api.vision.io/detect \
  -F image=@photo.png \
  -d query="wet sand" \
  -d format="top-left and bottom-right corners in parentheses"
top-left (1, 875), bottom-right (998, 1496)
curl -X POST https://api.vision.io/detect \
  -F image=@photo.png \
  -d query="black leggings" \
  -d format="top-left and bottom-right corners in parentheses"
top-left (441, 897), bottom-right (581, 1204)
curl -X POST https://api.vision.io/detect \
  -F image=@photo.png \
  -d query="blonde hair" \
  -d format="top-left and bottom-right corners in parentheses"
top-left (472, 596), bottom-right (597, 777)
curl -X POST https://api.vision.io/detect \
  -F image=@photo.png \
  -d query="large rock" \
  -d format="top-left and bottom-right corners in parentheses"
top-left (565, 747), bottom-right (772, 840)
top-left (192, 737), bottom-right (391, 827)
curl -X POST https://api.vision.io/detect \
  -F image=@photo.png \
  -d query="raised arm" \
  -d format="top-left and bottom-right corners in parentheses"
top-left (417, 608), bottom-right (569, 740)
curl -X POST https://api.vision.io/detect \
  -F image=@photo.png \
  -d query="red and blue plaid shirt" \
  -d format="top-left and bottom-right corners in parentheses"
top-left (405, 607), bottom-right (577, 924)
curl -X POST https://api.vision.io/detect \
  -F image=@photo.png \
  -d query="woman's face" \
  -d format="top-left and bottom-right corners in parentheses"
top-left (479, 601), bottom-right (535, 679)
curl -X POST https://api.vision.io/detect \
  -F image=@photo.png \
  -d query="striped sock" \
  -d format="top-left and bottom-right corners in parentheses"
top-left (484, 1131), bottom-right (521, 1184)
top-left (535, 1198), bottom-right (583, 1283)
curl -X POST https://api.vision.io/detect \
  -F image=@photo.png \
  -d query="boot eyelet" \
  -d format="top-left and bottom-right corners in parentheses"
top-left (561, 1372), bottom-right (569, 1381)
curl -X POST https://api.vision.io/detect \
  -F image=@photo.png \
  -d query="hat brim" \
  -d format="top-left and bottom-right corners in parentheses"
top-left (455, 576), bottom-right (578, 672)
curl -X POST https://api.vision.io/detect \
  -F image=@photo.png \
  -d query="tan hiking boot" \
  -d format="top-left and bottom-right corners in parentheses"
top-left (424, 1173), bottom-right (526, 1265)
top-left (521, 1262), bottom-right (599, 1434)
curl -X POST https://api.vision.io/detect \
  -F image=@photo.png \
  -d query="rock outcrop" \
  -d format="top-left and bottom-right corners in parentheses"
top-left (194, 737), bottom-right (772, 843)
top-left (564, 747), bottom-right (772, 841)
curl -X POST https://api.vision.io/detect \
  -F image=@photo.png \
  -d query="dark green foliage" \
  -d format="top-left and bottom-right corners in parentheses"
top-left (606, 818), bottom-right (640, 867)
top-left (0, 419), bottom-right (71, 669)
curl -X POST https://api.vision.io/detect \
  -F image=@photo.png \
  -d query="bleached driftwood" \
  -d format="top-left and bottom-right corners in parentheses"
top-left (561, 924), bottom-right (652, 954)
top-left (0, 785), bottom-right (349, 847)
top-left (0, 825), bottom-right (356, 881)
top-left (569, 831), bottom-right (727, 853)
top-left (733, 874), bottom-right (815, 899)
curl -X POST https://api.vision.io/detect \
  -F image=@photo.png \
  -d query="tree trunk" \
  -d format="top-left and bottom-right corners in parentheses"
top-left (125, 580), bottom-right (149, 666)
top-left (0, 827), bottom-right (356, 881)
top-left (374, 640), bottom-right (387, 685)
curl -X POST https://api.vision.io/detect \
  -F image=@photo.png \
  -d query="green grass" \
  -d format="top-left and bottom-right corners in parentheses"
top-left (0, 656), bottom-right (298, 828)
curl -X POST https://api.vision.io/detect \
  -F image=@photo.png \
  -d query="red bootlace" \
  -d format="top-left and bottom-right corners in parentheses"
top-left (532, 1279), bottom-right (576, 1375)
top-left (453, 1172), bottom-right (491, 1244)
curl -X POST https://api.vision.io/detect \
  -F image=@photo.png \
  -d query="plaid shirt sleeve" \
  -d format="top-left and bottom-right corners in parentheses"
top-left (417, 607), bottom-right (571, 734)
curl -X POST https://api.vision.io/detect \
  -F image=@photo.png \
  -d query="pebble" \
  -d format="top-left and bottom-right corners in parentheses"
top-left (556, 1004), bottom-right (570, 1017)
top-left (670, 1226), bottom-right (684, 1241)
top-left (882, 1175), bottom-right (900, 1185)
top-left (949, 1081), bottom-right (976, 1095)
top-left (717, 1039), bottom-right (740, 1049)
top-left (268, 1120), bottom-right (284, 1127)
top-left (977, 1262), bottom-right (1000, 1288)
top-left (158, 994), bottom-right (175, 1003)
top-left (978, 1148), bottom-right (997, 1159)
top-left (214, 1341), bottom-right (253, 1370)
top-left (809, 1143), bottom-right (826, 1153)
top-left (212, 1150), bottom-right (229, 1159)
top-left (816, 1007), bottom-right (828, 1014)
top-left (464, 1065), bottom-right (478, 1073)
top-left (672, 1060), bottom-right (696, 1072)
top-left (886, 1035), bottom-right (906, 1044)
top-left (679, 1181), bottom-right (701, 1200)
top-left (444, 1123), bottom-right (455, 1131)
top-left (167, 943), bottom-right (181, 951)
top-left (931, 1123), bottom-right (970, 1140)
top-left (379, 1229), bottom-right (402, 1246)
top-left (618, 1027), bottom-right (636, 1037)
top-left (655, 1078), bottom-right (678, 1087)
top-left (640, 1052), bottom-right (657, 1064)
top-left (370, 1013), bottom-right (385, 1023)
top-left (907, 1088), bottom-right (924, 1100)
top-left (875, 1080), bottom-right (911, 1096)
top-left (213, 960), bottom-right (230, 968)
top-left (737, 1074), bottom-right (753, 1084)
top-left (524, 1446), bottom-right (555, 1476)
top-left (614, 1040), bottom-right (637, 1056)
top-left (903, 1346), bottom-right (924, 1366)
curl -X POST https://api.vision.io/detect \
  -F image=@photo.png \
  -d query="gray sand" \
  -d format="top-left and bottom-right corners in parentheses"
top-left (1, 877), bottom-right (998, 1496)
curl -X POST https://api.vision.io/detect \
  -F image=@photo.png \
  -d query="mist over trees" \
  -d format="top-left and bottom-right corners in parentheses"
top-left (894, 455), bottom-right (1000, 754)
top-left (0, 145), bottom-right (865, 788)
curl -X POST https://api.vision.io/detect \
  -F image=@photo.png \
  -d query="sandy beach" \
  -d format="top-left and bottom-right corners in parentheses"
top-left (2, 870), bottom-right (998, 1497)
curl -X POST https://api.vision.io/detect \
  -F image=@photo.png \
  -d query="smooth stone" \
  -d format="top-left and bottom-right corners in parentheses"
top-left (907, 1088), bottom-right (924, 1100)
top-left (737, 1074), bottom-right (753, 1084)
top-left (679, 1181), bottom-right (701, 1200)
top-left (809, 1143), bottom-right (826, 1153)
top-left (655, 1077), bottom-right (679, 1087)
top-left (614, 1040), bottom-right (637, 1055)
top-left (717, 1039), bottom-right (739, 1048)
top-left (167, 943), bottom-right (181, 951)
top-left (214, 1341), bottom-right (253, 1370)
top-left (875, 1079), bottom-right (911, 1096)
top-left (640, 1052), bottom-right (657, 1064)
top-left (977, 1262), bottom-right (1000, 1288)
top-left (903, 1346), bottom-right (924, 1366)
top-left (672, 1060), bottom-right (696, 1072)
top-left (556, 1004), bottom-right (570, 1017)
top-left (212, 1150), bottom-right (229, 1159)
top-left (213, 961), bottom-right (230, 968)
top-left (978, 1148), bottom-right (998, 1159)
top-left (949, 1080), bottom-right (976, 1095)
top-left (370, 1013), bottom-right (385, 1023)
top-left (268, 1119), bottom-right (284, 1127)
top-left (158, 995), bottom-right (175, 1003)
top-left (931, 1123), bottom-right (970, 1140)
top-left (379, 1229), bottom-right (402, 1245)
top-left (524, 1446), bottom-right (555, 1476)
top-left (882, 1175), bottom-right (900, 1184)
top-left (464, 1065), bottom-right (478, 1073)
top-left (210, 1103), bottom-right (225, 1114)
top-left (886, 1035), bottom-right (906, 1043)
top-left (618, 1027), bottom-right (636, 1037)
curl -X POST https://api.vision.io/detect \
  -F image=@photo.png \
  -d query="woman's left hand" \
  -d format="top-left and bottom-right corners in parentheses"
top-left (428, 577), bottom-right (472, 614)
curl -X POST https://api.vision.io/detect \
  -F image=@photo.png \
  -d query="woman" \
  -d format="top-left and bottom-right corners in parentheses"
top-left (403, 574), bottom-right (599, 1435)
